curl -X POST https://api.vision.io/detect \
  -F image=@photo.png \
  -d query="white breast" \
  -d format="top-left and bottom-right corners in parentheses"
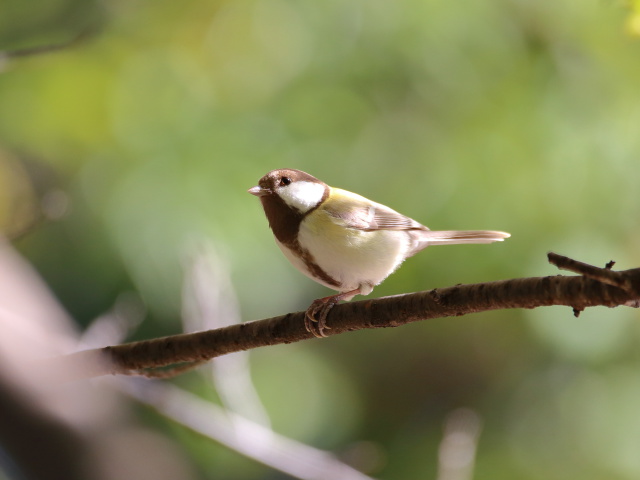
top-left (296, 211), bottom-right (412, 294)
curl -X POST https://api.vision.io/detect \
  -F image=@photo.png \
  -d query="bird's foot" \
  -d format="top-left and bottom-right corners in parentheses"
top-left (304, 288), bottom-right (361, 338)
top-left (305, 296), bottom-right (339, 338)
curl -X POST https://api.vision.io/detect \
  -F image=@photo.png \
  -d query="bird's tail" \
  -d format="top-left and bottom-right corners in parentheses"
top-left (409, 230), bottom-right (510, 256)
top-left (421, 230), bottom-right (510, 245)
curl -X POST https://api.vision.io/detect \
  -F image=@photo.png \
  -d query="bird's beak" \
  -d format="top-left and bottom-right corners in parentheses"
top-left (248, 186), bottom-right (268, 197)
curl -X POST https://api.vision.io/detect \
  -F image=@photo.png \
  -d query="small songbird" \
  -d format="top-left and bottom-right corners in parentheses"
top-left (249, 169), bottom-right (510, 338)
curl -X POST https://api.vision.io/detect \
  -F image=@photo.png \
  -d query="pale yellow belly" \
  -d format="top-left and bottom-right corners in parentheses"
top-left (295, 210), bottom-right (411, 292)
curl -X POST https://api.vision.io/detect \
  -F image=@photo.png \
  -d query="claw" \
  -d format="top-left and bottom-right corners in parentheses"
top-left (304, 288), bottom-right (362, 338)
top-left (305, 297), bottom-right (339, 338)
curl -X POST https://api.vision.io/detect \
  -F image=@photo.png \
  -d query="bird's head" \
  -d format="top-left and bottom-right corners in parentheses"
top-left (248, 169), bottom-right (328, 214)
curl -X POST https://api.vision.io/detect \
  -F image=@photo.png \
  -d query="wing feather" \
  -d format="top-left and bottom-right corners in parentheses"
top-left (322, 188), bottom-right (427, 232)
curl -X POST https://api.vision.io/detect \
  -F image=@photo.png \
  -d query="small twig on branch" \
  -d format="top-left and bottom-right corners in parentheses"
top-left (547, 252), bottom-right (631, 290)
top-left (45, 253), bottom-right (640, 382)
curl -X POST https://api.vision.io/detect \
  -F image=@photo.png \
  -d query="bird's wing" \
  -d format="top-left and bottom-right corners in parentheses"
top-left (324, 188), bottom-right (427, 232)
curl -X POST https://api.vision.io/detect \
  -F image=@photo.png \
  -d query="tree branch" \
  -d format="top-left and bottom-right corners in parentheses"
top-left (0, 29), bottom-right (94, 62)
top-left (46, 253), bottom-right (640, 382)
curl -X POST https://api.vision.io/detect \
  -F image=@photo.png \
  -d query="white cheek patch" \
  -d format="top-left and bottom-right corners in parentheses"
top-left (279, 181), bottom-right (325, 213)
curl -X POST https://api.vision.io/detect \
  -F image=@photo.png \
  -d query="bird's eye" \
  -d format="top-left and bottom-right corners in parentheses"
top-left (279, 177), bottom-right (292, 187)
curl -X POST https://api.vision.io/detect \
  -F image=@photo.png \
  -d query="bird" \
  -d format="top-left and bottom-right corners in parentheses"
top-left (249, 169), bottom-right (510, 338)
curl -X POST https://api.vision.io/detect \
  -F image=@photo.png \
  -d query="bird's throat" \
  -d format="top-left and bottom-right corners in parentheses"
top-left (260, 194), bottom-right (341, 289)
top-left (260, 195), bottom-right (304, 247)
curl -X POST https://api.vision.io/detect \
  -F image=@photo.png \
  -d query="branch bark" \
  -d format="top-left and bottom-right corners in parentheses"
top-left (47, 253), bottom-right (640, 382)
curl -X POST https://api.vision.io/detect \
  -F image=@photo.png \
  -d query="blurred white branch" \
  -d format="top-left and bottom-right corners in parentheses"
top-left (116, 378), bottom-right (377, 480)
top-left (80, 291), bottom-right (146, 350)
top-left (181, 239), bottom-right (271, 428)
top-left (0, 238), bottom-right (195, 480)
top-left (436, 408), bottom-right (482, 480)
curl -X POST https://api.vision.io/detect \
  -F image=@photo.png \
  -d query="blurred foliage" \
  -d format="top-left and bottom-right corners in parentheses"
top-left (1, 0), bottom-right (640, 478)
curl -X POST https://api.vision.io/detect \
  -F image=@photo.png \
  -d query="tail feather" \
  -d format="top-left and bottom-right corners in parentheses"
top-left (409, 230), bottom-right (510, 255)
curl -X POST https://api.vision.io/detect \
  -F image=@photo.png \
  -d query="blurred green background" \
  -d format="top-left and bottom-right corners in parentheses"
top-left (2, 0), bottom-right (640, 478)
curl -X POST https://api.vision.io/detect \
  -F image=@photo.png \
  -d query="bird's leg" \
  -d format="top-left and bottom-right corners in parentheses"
top-left (304, 288), bottom-right (361, 338)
